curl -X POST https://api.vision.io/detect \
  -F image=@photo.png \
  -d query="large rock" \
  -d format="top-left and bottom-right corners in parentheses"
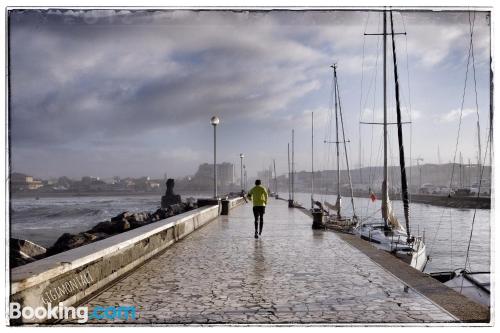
top-left (152, 208), bottom-right (168, 220)
top-left (185, 197), bottom-right (197, 210)
top-left (166, 203), bottom-right (186, 216)
top-left (10, 238), bottom-right (47, 268)
top-left (127, 212), bottom-right (152, 228)
top-left (90, 219), bottom-right (131, 235)
top-left (48, 232), bottom-right (108, 255)
top-left (111, 211), bottom-right (133, 223)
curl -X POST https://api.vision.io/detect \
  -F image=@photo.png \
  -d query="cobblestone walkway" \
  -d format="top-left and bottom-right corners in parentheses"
top-left (85, 199), bottom-right (456, 324)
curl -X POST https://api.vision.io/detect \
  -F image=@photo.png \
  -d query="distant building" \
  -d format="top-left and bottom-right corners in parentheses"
top-left (72, 176), bottom-right (106, 191)
top-left (257, 167), bottom-right (273, 187)
top-left (191, 162), bottom-right (235, 190)
top-left (10, 173), bottom-right (43, 191)
top-left (217, 163), bottom-right (234, 186)
top-left (149, 181), bottom-right (160, 189)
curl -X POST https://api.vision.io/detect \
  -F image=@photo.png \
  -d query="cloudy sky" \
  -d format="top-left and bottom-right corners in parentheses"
top-left (8, 9), bottom-right (491, 180)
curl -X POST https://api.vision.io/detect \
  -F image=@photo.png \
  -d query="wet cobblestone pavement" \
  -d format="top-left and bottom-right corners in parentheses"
top-left (83, 199), bottom-right (456, 324)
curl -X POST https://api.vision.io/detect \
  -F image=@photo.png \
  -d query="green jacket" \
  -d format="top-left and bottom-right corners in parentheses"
top-left (247, 185), bottom-right (268, 206)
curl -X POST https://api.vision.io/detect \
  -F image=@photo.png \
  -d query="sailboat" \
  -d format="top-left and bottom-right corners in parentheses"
top-left (321, 64), bottom-right (358, 232)
top-left (356, 10), bottom-right (427, 271)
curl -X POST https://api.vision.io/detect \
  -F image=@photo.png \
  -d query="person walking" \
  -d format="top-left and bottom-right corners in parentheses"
top-left (247, 179), bottom-right (268, 239)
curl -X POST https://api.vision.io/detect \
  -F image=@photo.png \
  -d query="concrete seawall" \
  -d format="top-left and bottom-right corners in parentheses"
top-left (10, 197), bottom-right (246, 323)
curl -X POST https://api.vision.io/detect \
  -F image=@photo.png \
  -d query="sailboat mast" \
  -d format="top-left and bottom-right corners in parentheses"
top-left (288, 143), bottom-right (291, 200)
top-left (292, 129), bottom-right (295, 201)
top-left (382, 10), bottom-right (389, 225)
top-left (311, 111), bottom-right (315, 208)
top-left (390, 10), bottom-right (411, 237)
top-left (273, 159), bottom-right (277, 195)
top-left (333, 65), bottom-right (341, 200)
top-left (477, 121), bottom-right (482, 183)
top-left (460, 152), bottom-right (463, 187)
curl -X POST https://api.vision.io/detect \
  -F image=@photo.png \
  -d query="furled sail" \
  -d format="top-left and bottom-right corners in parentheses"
top-left (381, 180), bottom-right (405, 232)
top-left (386, 199), bottom-right (406, 232)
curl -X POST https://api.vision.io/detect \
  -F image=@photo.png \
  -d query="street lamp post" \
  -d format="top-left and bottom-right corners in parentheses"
top-left (243, 165), bottom-right (247, 190)
top-left (239, 153), bottom-right (244, 191)
top-left (211, 116), bottom-right (220, 198)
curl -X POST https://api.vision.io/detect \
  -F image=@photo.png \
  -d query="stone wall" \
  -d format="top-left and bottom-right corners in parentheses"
top-left (10, 197), bottom-right (246, 324)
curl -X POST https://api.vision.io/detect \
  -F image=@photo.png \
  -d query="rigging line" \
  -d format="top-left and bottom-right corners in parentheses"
top-left (361, 32), bottom-right (383, 113)
top-left (462, 10), bottom-right (483, 275)
top-left (367, 133), bottom-right (384, 217)
top-left (469, 12), bottom-right (482, 171)
top-left (450, 204), bottom-right (453, 270)
top-left (322, 69), bottom-right (336, 201)
top-left (368, 47), bottom-right (380, 188)
top-left (447, 14), bottom-right (474, 195)
top-left (367, 19), bottom-right (382, 188)
top-left (336, 68), bottom-right (357, 217)
top-left (321, 70), bottom-right (335, 184)
top-left (400, 12), bottom-right (413, 118)
top-left (363, 133), bottom-right (383, 217)
top-left (400, 11), bottom-right (414, 203)
top-left (431, 12), bottom-right (476, 261)
top-left (359, 13), bottom-right (370, 186)
top-left (427, 197), bottom-right (453, 259)
top-left (360, 12), bottom-right (380, 115)
top-left (461, 128), bottom-right (491, 292)
top-left (390, 9), bottom-right (411, 236)
top-left (358, 207), bottom-right (382, 224)
top-left (359, 12), bottom-right (370, 120)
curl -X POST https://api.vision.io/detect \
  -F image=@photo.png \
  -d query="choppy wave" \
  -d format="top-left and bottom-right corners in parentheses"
top-left (11, 206), bottom-right (102, 219)
top-left (10, 195), bottom-right (162, 246)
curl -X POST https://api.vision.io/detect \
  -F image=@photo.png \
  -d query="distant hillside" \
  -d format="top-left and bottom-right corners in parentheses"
top-left (271, 163), bottom-right (491, 194)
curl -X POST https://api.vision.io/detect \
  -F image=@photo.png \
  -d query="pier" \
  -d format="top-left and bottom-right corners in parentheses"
top-left (10, 197), bottom-right (490, 324)
top-left (71, 198), bottom-right (489, 324)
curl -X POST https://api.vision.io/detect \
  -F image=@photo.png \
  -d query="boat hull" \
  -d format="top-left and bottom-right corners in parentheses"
top-left (357, 224), bottom-right (428, 271)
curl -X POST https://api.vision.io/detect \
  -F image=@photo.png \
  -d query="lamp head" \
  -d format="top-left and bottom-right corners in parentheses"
top-left (210, 116), bottom-right (220, 126)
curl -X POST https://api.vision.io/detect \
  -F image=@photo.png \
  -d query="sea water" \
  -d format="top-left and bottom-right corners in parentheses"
top-left (10, 193), bottom-right (491, 273)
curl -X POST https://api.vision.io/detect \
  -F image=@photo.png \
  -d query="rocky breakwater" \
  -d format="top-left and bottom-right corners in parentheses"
top-left (11, 178), bottom-right (197, 268)
top-left (10, 239), bottom-right (47, 268)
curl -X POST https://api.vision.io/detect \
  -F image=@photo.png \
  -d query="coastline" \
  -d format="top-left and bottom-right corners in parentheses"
top-left (10, 190), bottom-right (491, 209)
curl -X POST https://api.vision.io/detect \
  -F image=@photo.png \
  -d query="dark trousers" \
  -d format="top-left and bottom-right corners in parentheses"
top-left (253, 206), bottom-right (265, 234)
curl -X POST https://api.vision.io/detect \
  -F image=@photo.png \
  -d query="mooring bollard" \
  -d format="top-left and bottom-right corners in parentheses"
top-left (288, 199), bottom-right (294, 208)
top-left (312, 210), bottom-right (325, 229)
top-left (221, 199), bottom-right (230, 215)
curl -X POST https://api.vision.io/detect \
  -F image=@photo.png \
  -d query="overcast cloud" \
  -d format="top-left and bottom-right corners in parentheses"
top-left (8, 9), bottom-right (491, 179)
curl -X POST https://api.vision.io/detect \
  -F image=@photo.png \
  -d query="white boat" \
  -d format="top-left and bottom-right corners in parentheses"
top-left (355, 9), bottom-right (427, 271)
top-left (358, 222), bottom-right (427, 271)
